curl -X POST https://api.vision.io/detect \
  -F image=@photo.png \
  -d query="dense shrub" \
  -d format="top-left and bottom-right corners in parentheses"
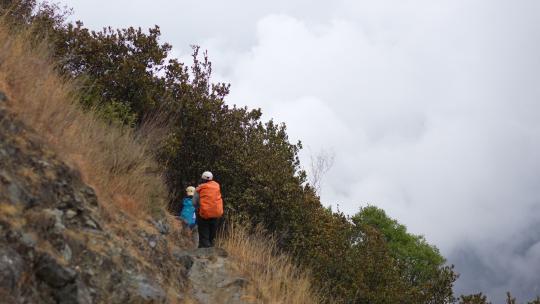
top-left (459, 292), bottom-right (540, 304)
top-left (352, 206), bottom-right (456, 302)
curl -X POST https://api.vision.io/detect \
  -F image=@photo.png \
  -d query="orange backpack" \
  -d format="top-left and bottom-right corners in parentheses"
top-left (197, 181), bottom-right (224, 219)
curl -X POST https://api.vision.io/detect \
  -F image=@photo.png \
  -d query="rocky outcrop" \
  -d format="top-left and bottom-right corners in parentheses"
top-left (174, 247), bottom-right (251, 304)
top-left (0, 96), bottom-right (178, 303)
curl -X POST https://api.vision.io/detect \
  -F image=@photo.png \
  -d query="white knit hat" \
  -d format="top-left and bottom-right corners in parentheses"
top-left (186, 186), bottom-right (195, 196)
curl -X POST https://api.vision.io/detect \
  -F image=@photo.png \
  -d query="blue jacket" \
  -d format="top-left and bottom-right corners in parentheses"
top-left (180, 196), bottom-right (196, 226)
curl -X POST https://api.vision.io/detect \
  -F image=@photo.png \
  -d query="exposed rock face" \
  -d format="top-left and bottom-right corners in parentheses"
top-left (181, 247), bottom-right (251, 304)
top-left (0, 97), bottom-right (176, 303)
top-left (0, 247), bottom-right (24, 291)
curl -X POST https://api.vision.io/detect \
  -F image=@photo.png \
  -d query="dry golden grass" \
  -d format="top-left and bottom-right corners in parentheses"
top-left (0, 24), bottom-right (166, 218)
top-left (0, 203), bottom-right (20, 217)
top-left (219, 223), bottom-right (320, 304)
top-left (0, 22), bottom-right (185, 300)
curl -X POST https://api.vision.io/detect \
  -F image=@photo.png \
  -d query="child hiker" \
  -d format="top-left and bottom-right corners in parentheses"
top-left (180, 186), bottom-right (197, 231)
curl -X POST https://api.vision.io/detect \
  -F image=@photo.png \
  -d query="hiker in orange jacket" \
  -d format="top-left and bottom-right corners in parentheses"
top-left (193, 171), bottom-right (223, 248)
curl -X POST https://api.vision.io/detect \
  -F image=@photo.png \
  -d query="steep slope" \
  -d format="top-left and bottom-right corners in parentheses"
top-left (0, 94), bottom-right (259, 303)
top-left (0, 94), bottom-right (178, 302)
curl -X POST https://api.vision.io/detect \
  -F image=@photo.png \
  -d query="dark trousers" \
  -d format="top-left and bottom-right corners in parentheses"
top-left (197, 217), bottom-right (218, 248)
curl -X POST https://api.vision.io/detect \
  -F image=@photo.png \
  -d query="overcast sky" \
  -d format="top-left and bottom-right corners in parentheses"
top-left (54, 0), bottom-right (540, 301)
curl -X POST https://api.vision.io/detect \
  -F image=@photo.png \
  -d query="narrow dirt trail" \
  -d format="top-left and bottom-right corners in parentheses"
top-left (174, 247), bottom-right (253, 304)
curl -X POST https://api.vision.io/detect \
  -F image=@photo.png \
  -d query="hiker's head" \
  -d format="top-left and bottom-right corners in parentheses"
top-left (186, 186), bottom-right (195, 196)
top-left (201, 171), bottom-right (213, 182)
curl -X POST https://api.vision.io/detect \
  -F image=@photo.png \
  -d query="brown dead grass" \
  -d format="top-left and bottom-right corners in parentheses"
top-left (0, 203), bottom-right (20, 217)
top-left (0, 24), bottom-right (166, 218)
top-left (219, 223), bottom-right (319, 304)
top-left (0, 21), bottom-right (186, 301)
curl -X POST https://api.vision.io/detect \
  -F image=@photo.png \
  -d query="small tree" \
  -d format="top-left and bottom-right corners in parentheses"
top-left (459, 293), bottom-right (491, 304)
top-left (308, 148), bottom-right (334, 195)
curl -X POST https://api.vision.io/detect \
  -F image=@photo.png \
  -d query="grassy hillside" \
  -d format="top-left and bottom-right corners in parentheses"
top-left (0, 17), bottom-right (318, 303)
